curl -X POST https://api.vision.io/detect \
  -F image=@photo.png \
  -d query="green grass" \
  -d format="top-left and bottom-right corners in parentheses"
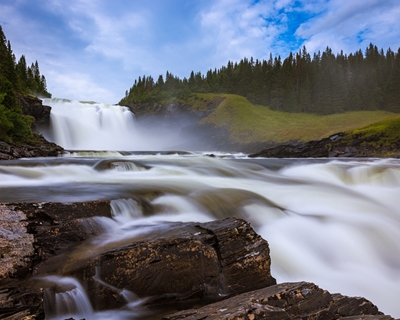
top-left (195, 94), bottom-right (400, 144)
top-left (344, 117), bottom-right (400, 148)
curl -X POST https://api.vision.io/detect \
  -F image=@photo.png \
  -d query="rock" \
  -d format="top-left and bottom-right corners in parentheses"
top-left (0, 205), bottom-right (34, 280)
top-left (18, 94), bottom-right (51, 131)
top-left (0, 134), bottom-right (64, 160)
top-left (163, 282), bottom-right (389, 320)
top-left (0, 201), bottom-right (113, 319)
top-left (48, 217), bottom-right (276, 311)
top-left (249, 129), bottom-right (400, 158)
top-left (0, 203), bottom-right (394, 319)
top-left (13, 201), bottom-right (112, 268)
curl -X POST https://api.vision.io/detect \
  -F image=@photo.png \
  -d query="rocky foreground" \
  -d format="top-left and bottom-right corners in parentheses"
top-left (0, 201), bottom-right (396, 319)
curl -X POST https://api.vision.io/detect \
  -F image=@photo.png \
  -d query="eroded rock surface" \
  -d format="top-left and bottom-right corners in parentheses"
top-left (60, 218), bottom-right (276, 310)
top-left (163, 282), bottom-right (389, 320)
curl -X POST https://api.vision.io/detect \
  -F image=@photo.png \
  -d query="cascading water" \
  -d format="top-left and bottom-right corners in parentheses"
top-left (41, 276), bottom-right (94, 320)
top-left (2, 155), bottom-right (400, 318)
top-left (40, 98), bottom-right (183, 151)
top-left (41, 98), bottom-right (138, 150)
top-left (2, 99), bottom-right (400, 318)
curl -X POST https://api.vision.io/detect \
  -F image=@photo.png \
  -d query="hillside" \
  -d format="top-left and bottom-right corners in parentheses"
top-left (125, 93), bottom-right (400, 152)
top-left (250, 117), bottom-right (400, 158)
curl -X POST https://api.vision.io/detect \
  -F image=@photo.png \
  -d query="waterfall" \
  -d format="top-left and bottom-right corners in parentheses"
top-left (41, 276), bottom-right (94, 320)
top-left (40, 98), bottom-right (185, 151)
top-left (41, 99), bottom-right (139, 150)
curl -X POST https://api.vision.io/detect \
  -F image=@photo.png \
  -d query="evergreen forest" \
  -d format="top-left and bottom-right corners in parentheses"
top-left (120, 44), bottom-right (400, 115)
top-left (0, 25), bottom-right (50, 143)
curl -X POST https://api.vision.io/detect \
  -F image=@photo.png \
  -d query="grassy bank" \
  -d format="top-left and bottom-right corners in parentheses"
top-left (193, 93), bottom-right (400, 144)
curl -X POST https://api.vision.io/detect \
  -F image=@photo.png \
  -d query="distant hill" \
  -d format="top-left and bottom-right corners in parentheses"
top-left (124, 93), bottom-right (400, 152)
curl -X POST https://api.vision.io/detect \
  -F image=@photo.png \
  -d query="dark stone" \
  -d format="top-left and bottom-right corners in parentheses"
top-left (0, 201), bottom-right (113, 319)
top-left (0, 134), bottom-right (64, 160)
top-left (58, 218), bottom-right (276, 311)
top-left (13, 201), bottom-right (112, 268)
top-left (18, 94), bottom-right (51, 130)
top-left (163, 282), bottom-right (389, 320)
top-left (249, 130), bottom-right (400, 158)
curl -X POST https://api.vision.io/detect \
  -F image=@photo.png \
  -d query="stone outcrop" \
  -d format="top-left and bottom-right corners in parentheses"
top-left (0, 135), bottom-right (64, 160)
top-left (249, 131), bottom-right (400, 158)
top-left (0, 201), bottom-right (112, 319)
top-left (163, 282), bottom-right (388, 320)
top-left (46, 218), bottom-right (276, 311)
top-left (18, 95), bottom-right (51, 131)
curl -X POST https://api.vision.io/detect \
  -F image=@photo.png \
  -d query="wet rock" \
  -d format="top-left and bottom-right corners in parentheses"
top-left (0, 201), bottom-right (112, 319)
top-left (163, 282), bottom-right (389, 320)
top-left (13, 201), bottom-right (112, 267)
top-left (0, 205), bottom-right (34, 280)
top-left (60, 217), bottom-right (276, 311)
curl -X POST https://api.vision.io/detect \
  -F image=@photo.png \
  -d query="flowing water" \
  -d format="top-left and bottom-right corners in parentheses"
top-left (1, 99), bottom-right (400, 318)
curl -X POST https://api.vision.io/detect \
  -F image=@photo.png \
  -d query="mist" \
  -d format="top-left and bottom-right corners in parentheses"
top-left (40, 99), bottom-right (210, 152)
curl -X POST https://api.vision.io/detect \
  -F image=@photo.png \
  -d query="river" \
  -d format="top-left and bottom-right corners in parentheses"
top-left (1, 99), bottom-right (400, 319)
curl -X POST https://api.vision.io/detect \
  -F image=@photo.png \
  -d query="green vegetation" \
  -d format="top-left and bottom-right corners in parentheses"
top-left (0, 25), bottom-right (50, 143)
top-left (185, 93), bottom-right (400, 144)
top-left (121, 44), bottom-right (400, 115)
top-left (345, 117), bottom-right (400, 149)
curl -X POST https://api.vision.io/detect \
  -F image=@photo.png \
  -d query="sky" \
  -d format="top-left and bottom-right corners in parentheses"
top-left (1, 0), bottom-right (399, 104)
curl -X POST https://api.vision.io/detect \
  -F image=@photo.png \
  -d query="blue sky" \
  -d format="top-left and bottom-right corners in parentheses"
top-left (1, 0), bottom-right (399, 103)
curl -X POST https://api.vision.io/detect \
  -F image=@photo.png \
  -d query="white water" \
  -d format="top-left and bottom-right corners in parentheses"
top-left (41, 276), bottom-right (94, 320)
top-left (41, 98), bottom-right (184, 151)
top-left (2, 99), bottom-right (400, 318)
top-left (2, 155), bottom-right (400, 318)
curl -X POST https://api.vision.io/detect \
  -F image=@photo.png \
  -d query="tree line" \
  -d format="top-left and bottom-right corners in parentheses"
top-left (0, 25), bottom-right (51, 143)
top-left (120, 44), bottom-right (400, 115)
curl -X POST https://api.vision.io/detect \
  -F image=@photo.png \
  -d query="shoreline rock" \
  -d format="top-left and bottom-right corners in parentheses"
top-left (249, 132), bottom-right (400, 158)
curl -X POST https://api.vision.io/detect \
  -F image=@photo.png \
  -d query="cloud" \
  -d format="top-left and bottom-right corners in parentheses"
top-left (295, 0), bottom-right (400, 53)
top-left (199, 0), bottom-right (283, 63)
top-left (2, 0), bottom-right (400, 103)
top-left (48, 71), bottom-right (118, 103)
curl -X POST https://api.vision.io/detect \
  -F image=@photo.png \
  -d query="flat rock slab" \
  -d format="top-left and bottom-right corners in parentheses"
top-left (162, 282), bottom-right (388, 320)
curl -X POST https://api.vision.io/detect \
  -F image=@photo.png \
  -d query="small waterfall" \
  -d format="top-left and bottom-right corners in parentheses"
top-left (41, 276), bottom-right (94, 320)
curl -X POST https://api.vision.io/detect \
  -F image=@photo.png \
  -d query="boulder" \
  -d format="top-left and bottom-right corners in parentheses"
top-left (58, 218), bottom-right (276, 311)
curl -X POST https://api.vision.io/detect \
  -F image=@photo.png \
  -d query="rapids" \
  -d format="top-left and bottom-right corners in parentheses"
top-left (1, 153), bottom-right (400, 318)
top-left (1, 99), bottom-right (399, 318)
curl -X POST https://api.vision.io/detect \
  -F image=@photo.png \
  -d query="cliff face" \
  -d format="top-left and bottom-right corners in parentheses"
top-left (17, 95), bottom-right (51, 131)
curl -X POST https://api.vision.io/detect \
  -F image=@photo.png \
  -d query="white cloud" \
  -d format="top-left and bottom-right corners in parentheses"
top-left (48, 71), bottom-right (118, 103)
top-left (296, 0), bottom-right (400, 53)
top-left (199, 0), bottom-right (286, 63)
